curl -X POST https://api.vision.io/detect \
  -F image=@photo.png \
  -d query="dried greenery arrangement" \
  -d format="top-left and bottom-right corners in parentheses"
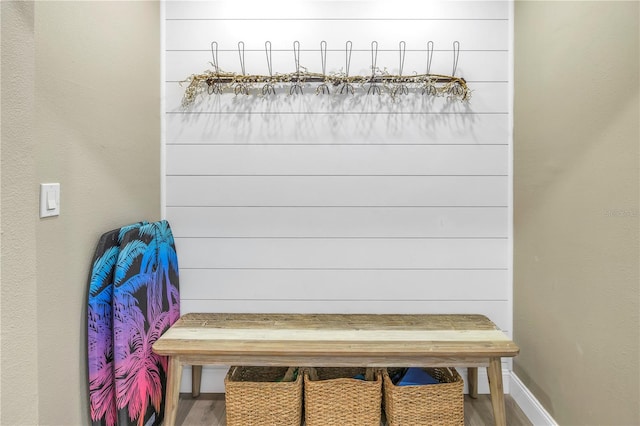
top-left (180, 41), bottom-right (470, 107)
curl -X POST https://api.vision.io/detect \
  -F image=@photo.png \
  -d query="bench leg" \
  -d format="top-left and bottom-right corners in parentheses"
top-left (487, 357), bottom-right (506, 426)
top-left (467, 367), bottom-right (478, 399)
top-left (192, 365), bottom-right (202, 398)
top-left (164, 356), bottom-right (183, 426)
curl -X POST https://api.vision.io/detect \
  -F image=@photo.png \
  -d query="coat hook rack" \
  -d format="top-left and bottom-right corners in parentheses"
top-left (182, 40), bottom-right (470, 107)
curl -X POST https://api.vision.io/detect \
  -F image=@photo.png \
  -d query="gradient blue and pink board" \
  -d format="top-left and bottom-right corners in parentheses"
top-left (87, 220), bottom-right (180, 426)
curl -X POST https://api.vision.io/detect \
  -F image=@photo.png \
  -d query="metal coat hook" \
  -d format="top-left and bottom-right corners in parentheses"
top-left (345, 41), bottom-right (352, 76)
top-left (316, 41), bottom-right (330, 95)
top-left (368, 41), bottom-right (381, 95)
top-left (393, 41), bottom-right (409, 97)
top-left (265, 41), bottom-right (273, 77)
top-left (263, 41), bottom-right (276, 95)
top-left (340, 40), bottom-right (354, 95)
top-left (181, 39), bottom-right (471, 105)
top-left (234, 41), bottom-right (249, 95)
top-left (370, 41), bottom-right (379, 77)
top-left (426, 41), bottom-right (434, 75)
top-left (399, 41), bottom-right (406, 77)
top-left (423, 41), bottom-right (436, 96)
top-left (210, 41), bottom-right (219, 72)
top-left (207, 41), bottom-right (223, 94)
top-left (238, 41), bottom-right (246, 76)
top-left (320, 41), bottom-right (328, 75)
top-left (452, 40), bottom-right (460, 77)
top-left (448, 41), bottom-right (465, 97)
top-left (290, 40), bottom-right (303, 95)
top-left (293, 41), bottom-right (301, 75)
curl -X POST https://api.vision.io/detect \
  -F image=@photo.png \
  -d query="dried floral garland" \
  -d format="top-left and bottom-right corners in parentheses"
top-left (180, 40), bottom-right (470, 107)
top-left (180, 69), bottom-right (469, 107)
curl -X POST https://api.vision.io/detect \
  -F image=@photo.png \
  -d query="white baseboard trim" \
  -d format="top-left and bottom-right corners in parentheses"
top-left (180, 365), bottom-right (227, 393)
top-left (461, 367), bottom-right (510, 395)
top-left (509, 372), bottom-right (558, 426)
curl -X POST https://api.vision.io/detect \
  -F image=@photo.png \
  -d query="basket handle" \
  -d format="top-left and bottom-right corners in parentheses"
top-left (429, 366), bottom-right (459, 384)
top-left (303, 367), bottom-right (319, 381)
top-left (281, 366), bottom-right (298, 382)
top-left (302, 367), bottom-right (380, 381)
top-left (365, 367), bottom-right (377, 381)
top-left (229, 366), bottom-right (240, 378)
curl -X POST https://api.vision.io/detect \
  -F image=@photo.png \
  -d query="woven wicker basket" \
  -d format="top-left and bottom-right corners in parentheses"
top-left (224, 366), bottom-right (302, 426)
top-left (383, 367), bottom-right (464, 426)
top-left (303, 367), bottom-right (382, 426)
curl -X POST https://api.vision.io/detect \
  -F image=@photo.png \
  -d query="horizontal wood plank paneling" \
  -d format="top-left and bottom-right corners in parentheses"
top-left (178, 269), bottom-right (509, 300)
top-left (166, 175), bottom-right (508, 207)
top-left (166, 206), bottom-right (508, 237)
top-left (174, 238), bottom-right (508, 269)
top-left (166, 18), bottom-right (509, 52)
top-left (164, 2), bottom-right (513, 393)
top-left (165, 1), bottom-right (509, 20)
top-left (166, 145), bottom-right (508, 176)
top-left (166, 109), bottom-right (509, 144)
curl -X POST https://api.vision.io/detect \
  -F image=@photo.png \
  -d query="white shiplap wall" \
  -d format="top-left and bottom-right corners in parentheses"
top-left (163, 0), bottom-right (512, 392)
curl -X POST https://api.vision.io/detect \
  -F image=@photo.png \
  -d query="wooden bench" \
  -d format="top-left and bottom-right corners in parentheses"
top-left (152, 313), bottom-right (519, 426)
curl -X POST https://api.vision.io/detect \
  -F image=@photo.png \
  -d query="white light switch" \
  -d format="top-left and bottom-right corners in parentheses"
top-left (47, 191), bottom-right (57, 210)
top-left (40, 183), bottom-right (60, 218)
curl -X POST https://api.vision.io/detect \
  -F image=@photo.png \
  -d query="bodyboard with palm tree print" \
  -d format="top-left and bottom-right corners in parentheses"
top-left (87, 222), bottom-right (146, 426)
top-left (113, 220), bottom-right (180, 426)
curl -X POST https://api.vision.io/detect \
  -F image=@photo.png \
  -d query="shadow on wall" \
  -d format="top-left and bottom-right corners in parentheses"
top-left (176, 87), bottom-right (478, 143)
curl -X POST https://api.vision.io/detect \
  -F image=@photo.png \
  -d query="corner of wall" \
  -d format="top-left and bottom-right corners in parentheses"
top-left (0, 1), bottom-right (40, 424)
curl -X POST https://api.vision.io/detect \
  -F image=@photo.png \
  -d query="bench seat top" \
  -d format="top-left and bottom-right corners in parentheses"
top-left (153, 313), bottom-right (519, 359)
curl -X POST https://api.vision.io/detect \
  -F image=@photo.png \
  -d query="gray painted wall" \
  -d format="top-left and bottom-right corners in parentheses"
top-left (1, 2), bottom-right (160, 424)
top-left (514, 1), bottom-right (639, 425)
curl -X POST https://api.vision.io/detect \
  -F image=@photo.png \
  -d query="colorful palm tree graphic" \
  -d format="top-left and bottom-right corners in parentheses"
top-left (88, 222), bottom-right (144, 426)
top-left (113, 221), bottom-right (180, 426)
top-left (88, 244), bottom-right (119, 426)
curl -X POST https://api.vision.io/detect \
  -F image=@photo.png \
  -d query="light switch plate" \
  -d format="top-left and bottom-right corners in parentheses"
top-left (40, 183), bottom-right (60, 218)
